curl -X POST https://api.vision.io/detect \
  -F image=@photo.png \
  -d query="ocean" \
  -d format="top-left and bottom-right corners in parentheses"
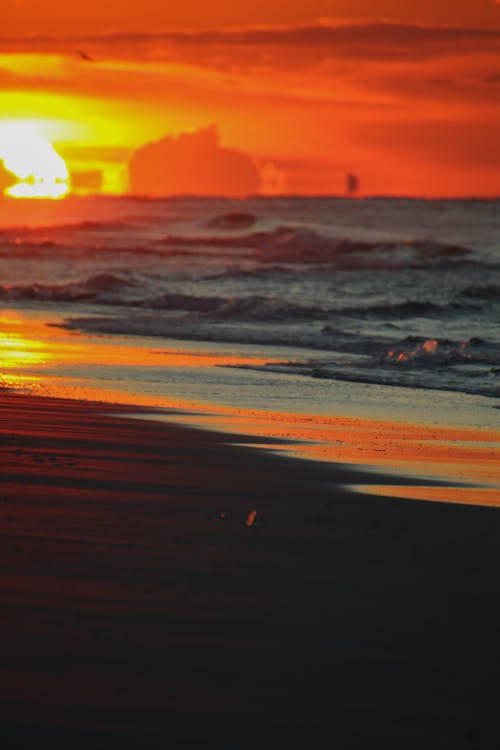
top-left (1, 195), bottom-right (499, 396)
top-left (1, 195), bottom-right (499, 503)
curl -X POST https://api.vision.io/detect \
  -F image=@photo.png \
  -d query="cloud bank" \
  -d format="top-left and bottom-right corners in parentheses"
top-left (129, 125), bottom-right (260, 197)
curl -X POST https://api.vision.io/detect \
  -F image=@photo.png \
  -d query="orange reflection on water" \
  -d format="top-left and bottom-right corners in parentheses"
top-left (193, 408), bottom-right (499, 464)
top-left (169, 409), bottom-right (500, 507)
top-left (0, 332), bottom-right (49, 367)
top-left (1, 309), bottom-right (499, 507)
top-left (0, 310), bottom-right (278, 372)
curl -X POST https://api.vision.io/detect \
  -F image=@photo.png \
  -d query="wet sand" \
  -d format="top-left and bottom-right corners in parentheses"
top-left (1, 391), bottom-right (499, 748)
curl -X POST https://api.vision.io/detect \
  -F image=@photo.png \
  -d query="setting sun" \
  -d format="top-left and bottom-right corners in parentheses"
top-left (0, 123), bottom-right (69, 198)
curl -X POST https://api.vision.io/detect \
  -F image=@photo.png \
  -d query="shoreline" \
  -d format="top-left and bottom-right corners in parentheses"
top-left (1, 389), bottom-right (500, 747)
top-left (2, 308), bottom-right (499, 507)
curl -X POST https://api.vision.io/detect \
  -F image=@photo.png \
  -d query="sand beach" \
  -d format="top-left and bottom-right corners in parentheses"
top-left (1, 389), bottom-right (499, 748)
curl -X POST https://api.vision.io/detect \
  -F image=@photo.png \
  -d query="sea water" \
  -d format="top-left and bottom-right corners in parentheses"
top-left (1, 195), bottom-right (499, 398)
top-left (1, 195), bottom-right (499, 499)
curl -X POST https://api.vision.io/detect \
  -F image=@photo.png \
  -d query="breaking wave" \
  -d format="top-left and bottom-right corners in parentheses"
top-left (0, 220), bottom-right (480, 273)
top-left (0, 274), bottom-right (134, 303)
top-left (157, 226), bottom-right (472, 267)
top-left (228, 336), bottom-right (500, 398)
top-left (378, 336), bottom-right (496, 366)
top-left (58, 308), bottom-right (500, 398)
top-left (0, 272), bottom-right (490, 327)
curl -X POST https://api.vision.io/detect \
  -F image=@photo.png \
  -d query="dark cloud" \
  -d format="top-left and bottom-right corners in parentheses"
top-left (2, 22), bottom-right (500, 64)
top-left (482, 73), bottom-right (500, 83)
top-left (129, 125), bottom-right (260, 197)
top-left (163, 23), bottom-right (500, 50)
top-left (3, 0), bottom-right (500, 38)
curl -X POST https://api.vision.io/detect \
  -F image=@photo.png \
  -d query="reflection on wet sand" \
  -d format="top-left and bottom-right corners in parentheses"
top-left (165, 409), bottom-right (500, 507)
top-left (1, 309), bottom-right (499, 507)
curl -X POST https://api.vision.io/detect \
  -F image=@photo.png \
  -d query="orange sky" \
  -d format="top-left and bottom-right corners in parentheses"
top-left (2, 0), bottom-right (500, 197)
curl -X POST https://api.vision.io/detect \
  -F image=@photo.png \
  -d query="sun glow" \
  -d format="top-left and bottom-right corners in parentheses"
top-left (0, 123), bottom-right (69, 199)
top-left (0, 333), bottom-right (48, 367)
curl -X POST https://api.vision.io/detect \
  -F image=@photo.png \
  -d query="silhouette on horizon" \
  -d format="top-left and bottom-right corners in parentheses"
top-left (346, 172), bottom-right (359, 196)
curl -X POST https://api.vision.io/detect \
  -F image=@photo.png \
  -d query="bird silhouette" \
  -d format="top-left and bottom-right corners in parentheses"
top-left (77, 49), bottom-right (94, 62)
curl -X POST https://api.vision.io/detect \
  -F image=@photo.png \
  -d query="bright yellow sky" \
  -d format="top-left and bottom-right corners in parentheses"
top-left (1, 1), bottom-right (500, 196)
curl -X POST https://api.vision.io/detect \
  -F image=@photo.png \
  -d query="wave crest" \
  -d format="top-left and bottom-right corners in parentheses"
top-left (157, 225), bottom-right (471, 267)
top-left (381, 336), bottom-right (494, 366)
top-left (0, 274), bottom-right (134, 302)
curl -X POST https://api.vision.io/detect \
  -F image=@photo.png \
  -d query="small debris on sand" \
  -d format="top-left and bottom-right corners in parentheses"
top-left (245, 509), bottom-right (257, 527)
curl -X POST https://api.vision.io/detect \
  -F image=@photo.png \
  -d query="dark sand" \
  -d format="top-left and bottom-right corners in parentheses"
top-left (1, 392), bottom-right (499, 749)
